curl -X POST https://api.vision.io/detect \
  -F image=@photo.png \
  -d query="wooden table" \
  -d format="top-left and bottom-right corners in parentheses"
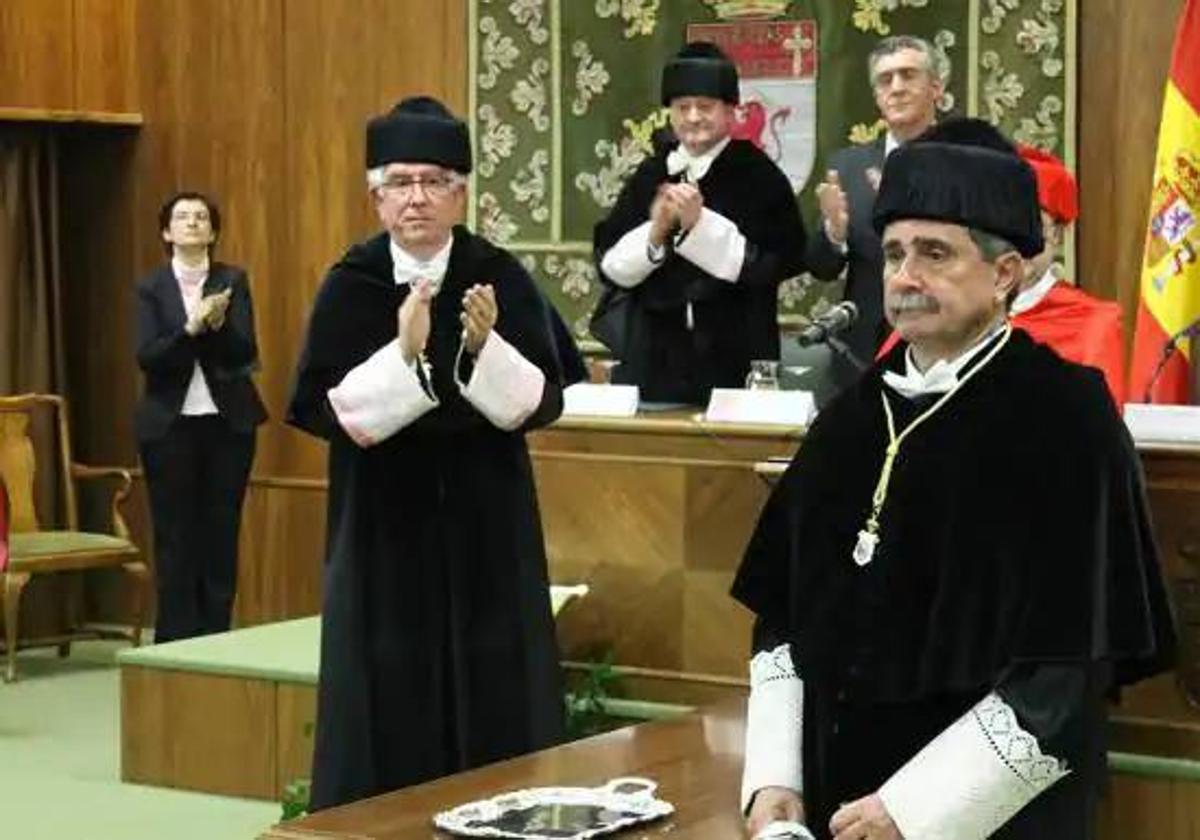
top-left (257, 696), bottom-right (1200, 840)
top-left (259, 699), bottom-right (747, 839)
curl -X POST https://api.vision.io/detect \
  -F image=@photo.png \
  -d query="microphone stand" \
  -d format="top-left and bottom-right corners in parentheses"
top-left (825, 334), bottom-right (869, 373)
top-left (1142, 316), bottom-right (1200, 403)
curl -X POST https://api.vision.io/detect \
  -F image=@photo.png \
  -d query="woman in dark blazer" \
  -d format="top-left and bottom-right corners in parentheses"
top-left (135, 191), bottom-right (267, 643)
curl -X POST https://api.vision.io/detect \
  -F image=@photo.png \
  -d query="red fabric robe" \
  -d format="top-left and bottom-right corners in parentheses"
top-left (876, 281), bottom-right (1126, 405)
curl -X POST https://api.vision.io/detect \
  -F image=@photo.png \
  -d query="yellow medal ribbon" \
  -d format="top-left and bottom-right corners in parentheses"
top-left (853, 325), bottom-right (1013, 567)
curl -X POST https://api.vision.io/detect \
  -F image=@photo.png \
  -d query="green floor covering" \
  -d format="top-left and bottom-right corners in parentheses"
top-left (0, 640), bottom-right (278, 839)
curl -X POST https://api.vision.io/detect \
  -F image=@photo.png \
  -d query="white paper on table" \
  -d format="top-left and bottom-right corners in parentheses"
top-left (704, 388), bottom-right (814, 426)
top-left (1123, 403), bottom-right (1200, 446)
top-left (562, 383), bottom-right (640, 417)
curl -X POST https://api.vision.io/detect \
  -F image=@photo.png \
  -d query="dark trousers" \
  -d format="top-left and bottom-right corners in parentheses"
top-left (140, 415), bottom-right (255, 643)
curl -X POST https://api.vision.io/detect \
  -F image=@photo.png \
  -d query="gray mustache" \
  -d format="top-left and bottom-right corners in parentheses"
top-left (887, 292), bottom-right (939, 313)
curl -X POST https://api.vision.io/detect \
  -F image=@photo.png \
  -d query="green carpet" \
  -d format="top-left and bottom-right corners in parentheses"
top-left (0, 640), bottom-right (277, 839)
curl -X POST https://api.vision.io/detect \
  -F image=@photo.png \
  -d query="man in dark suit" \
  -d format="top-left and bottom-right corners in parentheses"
top-left (135, 191), bottom-right (267, 642)
top-left (807, 35), bottom-right (944, 388)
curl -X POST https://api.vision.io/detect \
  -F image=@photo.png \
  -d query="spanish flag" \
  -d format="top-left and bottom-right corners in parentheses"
top-left (1129, 0), bottom-right (1200, 404)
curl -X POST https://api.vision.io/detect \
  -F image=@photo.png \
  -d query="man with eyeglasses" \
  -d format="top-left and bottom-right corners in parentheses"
top-left (734, 119), bottom-right (1175, 840)
top-left (807, 35), bottom-right (944, 390)
top-left (288, 96), bottom-right (583, 810)
top-left (592, 41), bottom-right (806, 405)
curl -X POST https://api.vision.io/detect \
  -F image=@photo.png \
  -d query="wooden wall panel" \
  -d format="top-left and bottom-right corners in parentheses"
top-left (0, 0), bottom-right (75, 110)
top-left (72, 0), bottom-right (139, 113)
top-left (234, 480), bottom-right (326, 626)
top-left (1077, 0), bottom-right (1184, 336)
top-left (267, 0), bottom-right (468, 478)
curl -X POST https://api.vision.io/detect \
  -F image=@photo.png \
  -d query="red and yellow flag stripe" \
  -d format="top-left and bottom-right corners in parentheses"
top-left (1129, 0), bottom-right (1200, 404)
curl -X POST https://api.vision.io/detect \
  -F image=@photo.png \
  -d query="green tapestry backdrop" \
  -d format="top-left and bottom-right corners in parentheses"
top-left (467, 0), bottom-right (1077, 346)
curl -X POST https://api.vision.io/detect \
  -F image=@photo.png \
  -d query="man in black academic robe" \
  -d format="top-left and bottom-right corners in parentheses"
top-left (288, 97), bottom-right (583, 811)
top-left (733, 120), bottom-right (1176, 840)
top-left (592, 41), bottom-right (806, 405)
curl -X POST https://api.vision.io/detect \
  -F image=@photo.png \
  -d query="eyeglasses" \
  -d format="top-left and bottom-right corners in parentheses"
top-left (376, 175), bottom-right (459, 200)
top-left (171, 211), bottom-right (210, 223)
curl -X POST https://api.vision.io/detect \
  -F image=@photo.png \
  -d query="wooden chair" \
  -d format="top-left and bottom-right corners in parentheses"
top-left (0, 394), bottom-right (148, 682)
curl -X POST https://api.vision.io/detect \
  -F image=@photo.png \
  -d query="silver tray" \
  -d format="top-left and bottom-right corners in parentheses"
top-left (432, 776), bottom-right (674, 839)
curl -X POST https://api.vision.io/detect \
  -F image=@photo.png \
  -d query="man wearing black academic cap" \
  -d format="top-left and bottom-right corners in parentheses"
top-left (733, 119), bottom-right (1176, 840)
top-left (288, 96), bottom-right (583, 810)
top-left (592, 41), bottom-right (806, 404)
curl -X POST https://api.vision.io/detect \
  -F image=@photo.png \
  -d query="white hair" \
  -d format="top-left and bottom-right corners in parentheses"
top-left (365, 165), bottom-right (466, 192)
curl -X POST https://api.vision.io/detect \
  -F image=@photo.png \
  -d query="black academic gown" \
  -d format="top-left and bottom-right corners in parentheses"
top-left (288, 227), bottom-right (582, 810)
top-left (733, 330), bottom-right (1177, 840)
top-left (593, 138), bottom-right (806, 404)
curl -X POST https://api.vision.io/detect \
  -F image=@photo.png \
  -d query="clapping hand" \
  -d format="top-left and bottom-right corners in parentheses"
top-left (461, 284), bottom-right (497, 355)
top-left (815, 169), bottom-right (850, 245)
top-left (186, 288), bottom-right (233, 335)
top-left (397, 279), bottom-right (434, 364)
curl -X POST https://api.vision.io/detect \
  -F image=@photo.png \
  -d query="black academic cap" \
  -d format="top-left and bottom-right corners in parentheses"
top-left (872, 117), bottom-right (1043, 257)
top-left (365, 96), bottom-right (472, 173)
top-left (661, 41), bottom-right (739, 106)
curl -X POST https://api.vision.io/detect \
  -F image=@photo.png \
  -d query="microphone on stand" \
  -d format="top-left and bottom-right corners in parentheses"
top-left (1142, 316), bottom-right (1200, 403)
top-left (796, 301), bottom-right (859, 347)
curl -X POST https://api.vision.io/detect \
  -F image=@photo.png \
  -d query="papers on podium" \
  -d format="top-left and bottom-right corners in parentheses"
top-left (1123, 403), bottom-right (1200, 446)
top-left (704, 388), bottom-right (815, 427)
top-left (562, 383), bottom-right (640, 417)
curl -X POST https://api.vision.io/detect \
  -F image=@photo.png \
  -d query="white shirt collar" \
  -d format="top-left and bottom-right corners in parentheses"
top-left (882, 320), bottom-right (1008, 399)
top-left (390, 236), bottom-right (453, 292)
top-left (884, 132), bottom-right (901, 158)
top-left (1010, 264), bottom-right (1061, 315)
top-left (666, 135), bottom-right (731, 183)
top-left (171, 256), bottom-right (210, 280)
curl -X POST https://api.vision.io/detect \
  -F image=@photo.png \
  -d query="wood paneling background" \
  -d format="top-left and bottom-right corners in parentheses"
top-left (0, 0), bottom-right (1191, 631)
top-left (1077, 0), bottom-right (1185, 326)
top-left (1, 0), bottom-right (466, 629)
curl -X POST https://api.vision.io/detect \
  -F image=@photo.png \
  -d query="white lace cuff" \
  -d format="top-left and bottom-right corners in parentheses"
top-left (877, 692), bottom-right (1070, 840)
top-left (327, 341), bottom-right (437, 447)
top-left (456, 330), bottom-right (546, 431)
top-left (600, 222), bottom-right (658, 288)
top-left (741, 644), bottom-right (804, 813)
top-left (676, 208), bottom-right (746, 282)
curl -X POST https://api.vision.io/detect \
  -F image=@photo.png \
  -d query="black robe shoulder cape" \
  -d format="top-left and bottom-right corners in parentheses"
top-left (592, 139), bottom-right (806, 402)
top-left (735, 331), bottom-right (1176, 838)
top-left (733, 329), bottom-right (1176, 702)
top-left (287, 227), bottom-right (582, 811)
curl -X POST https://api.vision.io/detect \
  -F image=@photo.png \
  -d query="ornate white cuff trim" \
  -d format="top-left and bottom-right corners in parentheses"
top-left (600, 222), bottom-right (657, 288)
top-left (877, 692), bottom-right (1069, 840)
top-left (457, 330), bottom-right (546, 431)
top-left (327, 341), bottom-right (438, 447)
top-left (741, 644), bottom-right (804, 813)
top-left (675, 208), bottom-right (746, 282)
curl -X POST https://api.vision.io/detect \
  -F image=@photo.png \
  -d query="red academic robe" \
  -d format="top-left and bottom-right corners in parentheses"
top-left (875, 281), bottom-right (1126, 405)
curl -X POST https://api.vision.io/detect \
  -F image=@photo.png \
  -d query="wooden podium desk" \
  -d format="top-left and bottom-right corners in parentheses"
top-left (259, 699), bottom-right (746, 839)
top-left (531, 410), bottom-right (1200, 750)
top-left (527, 411), bottom-right (801, 703)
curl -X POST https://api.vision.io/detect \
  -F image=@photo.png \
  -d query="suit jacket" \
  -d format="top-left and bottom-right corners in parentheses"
top-left (806, 139), bottom-right (887, 372)
top-left (135, 261), bottom-right (267, 441)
